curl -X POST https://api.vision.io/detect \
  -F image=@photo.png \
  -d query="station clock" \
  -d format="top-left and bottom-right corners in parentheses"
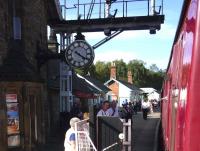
top-left (64, 40), bottom-right (95, 68)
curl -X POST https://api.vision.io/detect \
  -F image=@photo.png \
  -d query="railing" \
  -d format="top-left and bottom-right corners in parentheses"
top-left (59, 0), bottom-right (163, 20)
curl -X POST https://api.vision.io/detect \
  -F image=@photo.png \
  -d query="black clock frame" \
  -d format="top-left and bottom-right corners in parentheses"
top-left (64, 40), bottom-right (95, 68)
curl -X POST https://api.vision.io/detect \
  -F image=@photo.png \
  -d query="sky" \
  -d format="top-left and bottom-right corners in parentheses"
top-left (59, 0), bottom-right (184, 70)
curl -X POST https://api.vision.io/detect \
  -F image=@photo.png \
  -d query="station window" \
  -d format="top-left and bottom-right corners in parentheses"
top-left (11, 0), bottom-right (21, 39)
top-left (13, 17), bottom-right (21, 40)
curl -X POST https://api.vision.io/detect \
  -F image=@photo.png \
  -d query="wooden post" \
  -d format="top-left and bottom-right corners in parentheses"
top-left (0, 86), bottom-right (7, 151)
top-left (89, 106), bottom-right (97, 147)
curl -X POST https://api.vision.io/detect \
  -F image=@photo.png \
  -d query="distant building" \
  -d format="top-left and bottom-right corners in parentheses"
top-left (104, 62), bottom-right (142, 106)
top-left (140, 88), bottom-right (160, 101)
top-left (79, 74), bottom-right (111, 103)
top-left (0, 1), bottom-right (62, 151)
top-left (72, 73), bottom-right (102, 104)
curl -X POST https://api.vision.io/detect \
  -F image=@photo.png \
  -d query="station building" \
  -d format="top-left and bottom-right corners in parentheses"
top-left (0, 1), bottom-right (62, 150)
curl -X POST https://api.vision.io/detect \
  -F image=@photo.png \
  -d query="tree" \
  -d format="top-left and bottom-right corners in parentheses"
top-left (149, 64), bottom-right (159, 72)
top-left (127, 59), bottom-right (148, 87)
top-left (144, 68), bottom-right (165, 90)
top-left (94, 61), bottom-right (110, 82)
top-left (75, 63), bottom-right (96, 76)
top-left (113, 59), bottom-right (127, 81)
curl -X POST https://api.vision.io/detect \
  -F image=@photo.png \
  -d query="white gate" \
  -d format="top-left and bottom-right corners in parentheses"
top-left (75, 119), bottom-right (97, 151)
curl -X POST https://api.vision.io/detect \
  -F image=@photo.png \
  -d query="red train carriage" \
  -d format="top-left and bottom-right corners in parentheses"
top-left (161, 0), bottom-right (200, 150)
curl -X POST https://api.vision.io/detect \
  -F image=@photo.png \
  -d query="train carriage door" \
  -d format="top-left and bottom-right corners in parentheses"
top-left (174, 33), bottom-right (184, 151)
top-left (170, 87), bottom-right (178, 151)
top-left (170, 43), bottom-right (181, 151)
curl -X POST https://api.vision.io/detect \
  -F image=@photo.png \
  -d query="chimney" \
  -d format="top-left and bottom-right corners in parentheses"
top-left (110, 62), bottom-right (116, 79)
top-left (127, 70), bottom-right (133, 84)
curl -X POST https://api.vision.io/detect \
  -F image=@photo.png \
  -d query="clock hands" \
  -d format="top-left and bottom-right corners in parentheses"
top-left (74, 51), bottom-right (87, 60)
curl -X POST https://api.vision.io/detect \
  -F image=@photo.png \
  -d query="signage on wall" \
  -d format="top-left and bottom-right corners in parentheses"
top-left (8, 135), bottom-right (20, 147)
top-left (6, 94), bottom-right (17, 103)
top-left (6, 94), bottom-right (20, 147)
top-left (7, 103), bottom-right (20, 135)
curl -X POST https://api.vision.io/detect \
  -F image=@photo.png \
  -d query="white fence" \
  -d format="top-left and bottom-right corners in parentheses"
top-left (122, 119), bottom-right (132, 151)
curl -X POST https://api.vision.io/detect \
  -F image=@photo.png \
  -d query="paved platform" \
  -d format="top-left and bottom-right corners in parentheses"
top-left (132, 112), bottom-right (161, 151)
top-left (35, 137), bottom-right (64, 151)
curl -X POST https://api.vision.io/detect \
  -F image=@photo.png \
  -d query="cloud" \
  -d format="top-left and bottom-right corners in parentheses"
top-left (94, 49), bottom-right (138, 63)
top-left (114, 31), bottom-right (146, 40)
top-left (85, 30), bottom-right (146, 42)
top-left (156, 24), bottom-right (177, 40)
top-left (84, 32), bottom-right (105, 41)
top-left (144, 57), bottom-right (169, 70)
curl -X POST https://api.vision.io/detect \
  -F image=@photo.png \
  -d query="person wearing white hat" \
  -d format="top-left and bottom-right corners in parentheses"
top-left (64, 117), bottom-right (80, 151)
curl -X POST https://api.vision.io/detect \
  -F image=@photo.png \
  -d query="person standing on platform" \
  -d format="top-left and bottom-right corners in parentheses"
top-left (97, 100), bottom-right (110, 116)
top-left (141, 98), bottom-right (150, 120)
top-left (70, 98), bottom-right (83, 119)
top-left (107, 100), bottom-right (119, 117)
top-left (64, 117), bottom-right (80, 151)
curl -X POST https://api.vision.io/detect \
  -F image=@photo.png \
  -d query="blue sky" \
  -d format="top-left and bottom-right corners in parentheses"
top-left (59, 0), bottom-right (184, 70)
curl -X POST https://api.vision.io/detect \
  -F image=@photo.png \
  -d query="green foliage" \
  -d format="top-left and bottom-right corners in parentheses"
top-left (74, 63), bottom-right (97, 76)
top-left (127, 59), bottom-right (147, 87)
top-left (113, 59), bottom-right (127, 80)
top-left (92, 61), bottom-right (110, 82)
top-left (149, 64), bottom-right (159, 72)
top-left (147, 70), bottom-right (165, 90)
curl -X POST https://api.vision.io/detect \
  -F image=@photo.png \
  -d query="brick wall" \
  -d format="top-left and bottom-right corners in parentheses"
top-left (22, 0), bottom-right (48, 70)
top-left (0, 0), bottom-right (48, 71)
top-left (0, 0), bottom-right (52, 150)
top-left (108, 82), bottom-right (119, 99)
top-left (127, 70), bottom-right (133, 84)
top-left (22, 0), bottom-right (50, 142)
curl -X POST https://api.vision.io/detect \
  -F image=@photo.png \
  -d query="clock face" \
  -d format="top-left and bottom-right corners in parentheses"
top-left (64, 40), bottom-right (95, 68)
